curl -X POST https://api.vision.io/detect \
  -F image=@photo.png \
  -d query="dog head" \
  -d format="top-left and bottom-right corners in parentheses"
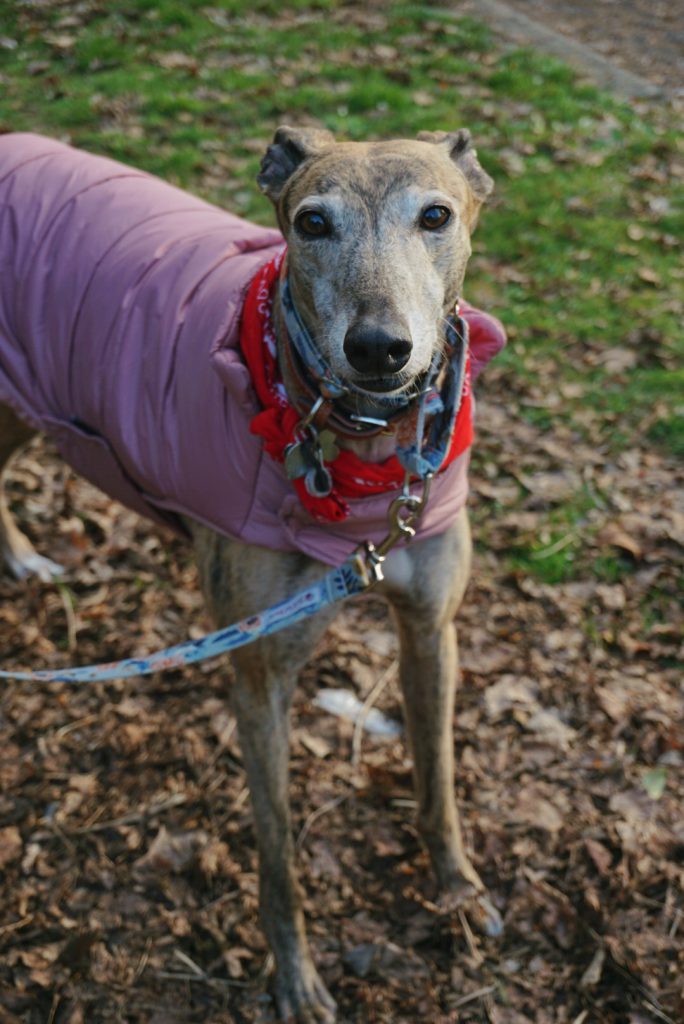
top-left (258, 126), bottom-right (493, 398)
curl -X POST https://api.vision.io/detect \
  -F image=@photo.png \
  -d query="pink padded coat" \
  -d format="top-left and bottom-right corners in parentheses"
top-left (0, 133), bottom-right (505, 565)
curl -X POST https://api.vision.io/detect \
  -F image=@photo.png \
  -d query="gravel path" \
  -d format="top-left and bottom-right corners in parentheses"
top-left (459, 0), bottom-right (683, 98)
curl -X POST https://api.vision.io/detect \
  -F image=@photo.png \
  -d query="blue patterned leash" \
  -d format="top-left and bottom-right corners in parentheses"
top-left (0, 480), bottom-right (430, 685)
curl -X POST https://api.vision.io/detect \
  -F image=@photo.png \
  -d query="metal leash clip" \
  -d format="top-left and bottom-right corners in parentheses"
top-left (350, 471), bottom-right (433, 588)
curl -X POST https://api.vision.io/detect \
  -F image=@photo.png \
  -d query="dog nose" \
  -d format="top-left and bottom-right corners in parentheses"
top-left (343, 323), bottom-right (412, 376)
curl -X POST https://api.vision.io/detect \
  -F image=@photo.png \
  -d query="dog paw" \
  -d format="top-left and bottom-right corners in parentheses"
top-left (466, 892), bottom-right (504, 938)
top-left (4, 548), bottom-right (64, 582)
top-left (275, 962), bottom-right (337, 1023)
top-left (438, 886), bottom-right (504, 938)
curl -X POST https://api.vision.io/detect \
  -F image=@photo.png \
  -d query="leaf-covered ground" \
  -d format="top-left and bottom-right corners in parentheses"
top-left (0, 3), bottom-right (682, 1022)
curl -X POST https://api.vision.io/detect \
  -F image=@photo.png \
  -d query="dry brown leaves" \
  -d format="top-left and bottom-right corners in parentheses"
top-left (0, 369), bottom-right (681, 1024)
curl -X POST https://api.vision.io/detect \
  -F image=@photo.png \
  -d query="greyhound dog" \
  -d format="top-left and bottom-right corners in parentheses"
top-left (0, 126), bottom-right (503, 1022)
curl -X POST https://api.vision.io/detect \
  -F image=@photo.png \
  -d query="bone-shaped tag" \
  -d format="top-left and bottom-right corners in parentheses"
top-left (284, 440), bottom-right (316, 480)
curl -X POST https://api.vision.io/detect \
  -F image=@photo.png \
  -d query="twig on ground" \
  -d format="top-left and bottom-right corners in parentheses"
top-left (155, 970), bottom-right (250, 989)
top-left (668, 907), bottom-right (681, 939)
top-left (47, 992), bottom-right (60, 1024)
top-left (457, 908), bottom-right (484, 968)
top-left (47, 818), bottom-right (77, 855)
top-left (133, 938), bottom-right (153, 983)
top-left (198, 716), bottom-right (237, 787)
top-left (641, 1000), bottom-right (675, 1024)
top-left (174, 948), bottom-right (206, 977)
top-left (56, 581), bottom-right (78, 651)
top-left (0, 915), bottom-right (33, 937)
top-left (73, 791), bottom-right (188, 834)
top-left (530, 530), bottom-right (578, 560)
top-left (55, 714), bottom-right (98, 739)
top-left (452, 984), bottom-right (497, 1008)
top-left (351, 658), bottom-right (398, 767)
top-left (607, 955), bottom-right (675, 1024)
top-left (295, 790), bottom-right (353, 851)
top-left (259, 952), bottom-right (275, 982)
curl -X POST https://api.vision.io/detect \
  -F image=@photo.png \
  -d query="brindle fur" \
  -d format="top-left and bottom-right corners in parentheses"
top-left (0, 405), bottom-right (62, 581)
top-left (1, 127), bottom-right (501, 1023)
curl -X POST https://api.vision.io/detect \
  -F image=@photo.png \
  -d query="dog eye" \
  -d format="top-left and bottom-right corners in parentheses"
top-left (295, 210), bottom-right (330, 238)
top-left (420, 205), bottom-right (451, 230)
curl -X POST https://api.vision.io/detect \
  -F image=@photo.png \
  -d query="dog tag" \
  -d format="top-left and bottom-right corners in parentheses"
top-left (284, 441), bottom-right (312, 480)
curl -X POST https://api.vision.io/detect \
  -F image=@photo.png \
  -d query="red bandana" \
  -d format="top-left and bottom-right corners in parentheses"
top-left (239, 249), bottom-right (473, 522)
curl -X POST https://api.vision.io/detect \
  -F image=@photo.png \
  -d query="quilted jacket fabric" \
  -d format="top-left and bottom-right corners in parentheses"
top-left (0, 133), bottom-right (504, 565)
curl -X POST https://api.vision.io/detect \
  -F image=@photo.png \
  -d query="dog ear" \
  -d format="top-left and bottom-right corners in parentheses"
top-left (417, 128), bottom-right (494, 202)
top-left (257, 125), bottom-right (335, 201)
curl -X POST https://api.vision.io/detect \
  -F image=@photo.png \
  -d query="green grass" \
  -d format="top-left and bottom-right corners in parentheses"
top-left (0, 0), bottom-right (682, 588)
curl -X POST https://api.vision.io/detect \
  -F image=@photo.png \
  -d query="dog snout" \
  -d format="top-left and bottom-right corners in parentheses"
top-left (343, 321), bottom-right (412, 377)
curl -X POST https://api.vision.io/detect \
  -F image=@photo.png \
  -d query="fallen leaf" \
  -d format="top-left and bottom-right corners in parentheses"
top-left (513, 787), bottom-right (564, 833)
top-left (597, 522), bottom-right (643, 559)
top-left (484, 676), bottom-right (539, 719)
top-left (344, 941), bottom-right (430, 981)
top-left (299, 731), bottom-right (333, 759)
top-left (134, 826), bottom-right (208, 876)
top-left (156, 52), bottom-right (198, 71)
top-left (609, 789), bottom-right (657, 822)
top-left (518, 470), bottom-right (582, 504)
top-left (641, 766), bottom-right (667, 800)
top-left (525, 708), bottom-right (577, 749)
top-left (585, 838), bottom-right (613, 875)
top-left (596, 347), bottom-right (639, 373)
top-left (580, 944), bottom-right (605, 987)
top-left (0, 826), bottom-right (22, 869)
top-left (472, 476), bottom-right (520, 504)
top-left (596, 684), bottom-right (630, 721)
top-left (44, 33), bottom-right (76, 50)
top-left (199, 837), bottom-right (235, 879)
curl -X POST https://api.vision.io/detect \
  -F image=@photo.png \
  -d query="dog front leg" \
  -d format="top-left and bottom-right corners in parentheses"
top-left (231, 641), bottom-right (336, 1023)
top-left (397, 615), bottom-right (478, 887)
top-left (192, 528), bottom-right (337, 1022)
top-left (384, 512), bottom-right (503, 937)
top-left (392, 608), bottom-right (502, 937)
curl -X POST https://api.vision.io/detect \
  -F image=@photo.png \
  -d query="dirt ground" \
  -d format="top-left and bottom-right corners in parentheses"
top-left (1, 7), bottom-right (683, 1024)
top-left (1, 395), bottom-right (681, 1024)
